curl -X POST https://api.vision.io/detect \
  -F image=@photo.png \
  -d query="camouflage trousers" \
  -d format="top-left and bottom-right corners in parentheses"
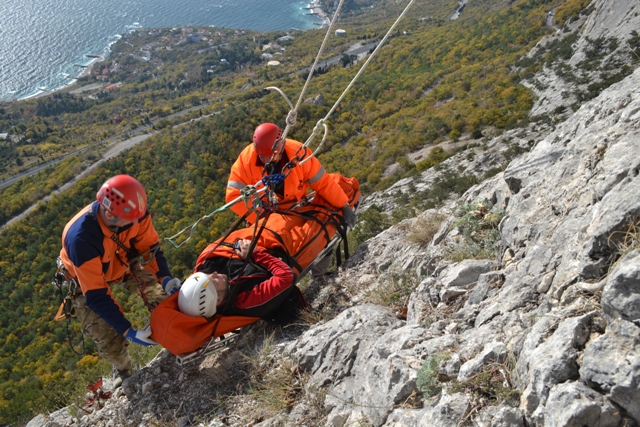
top-left (72, 264), bottom-right (167, 371)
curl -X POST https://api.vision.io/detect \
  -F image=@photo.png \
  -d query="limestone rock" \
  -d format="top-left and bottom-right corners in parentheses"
top-left (601, 249), bottom-right (640, 323)
top-left (580, 319), bottom-right (640, 422)
top-left (457, 341), bottom-right (507, 381)
top-left (544, 381), bottom-right (620, 427)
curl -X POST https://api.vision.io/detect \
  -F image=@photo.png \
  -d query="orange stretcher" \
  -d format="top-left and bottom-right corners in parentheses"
top-left (150, 174), bottom-right (361, 361)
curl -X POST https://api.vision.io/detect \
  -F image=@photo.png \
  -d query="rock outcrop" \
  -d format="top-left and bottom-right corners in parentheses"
top-left (524, 0), bottom-right (640, 118)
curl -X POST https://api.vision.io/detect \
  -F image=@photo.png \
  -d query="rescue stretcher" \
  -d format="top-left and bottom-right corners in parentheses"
top-left (174, 227), bottom-right (346, 366)
top-left (150, 175), bottom-right (361, 364)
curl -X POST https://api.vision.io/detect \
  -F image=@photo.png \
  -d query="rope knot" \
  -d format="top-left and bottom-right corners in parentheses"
top-left (286, 110), bottom-right (297, 127)
top-left (312, 119), bottom-right (325, 136)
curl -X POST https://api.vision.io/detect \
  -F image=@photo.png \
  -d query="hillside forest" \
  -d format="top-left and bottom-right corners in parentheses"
top-left (0, 0), bottom-right (630, 423)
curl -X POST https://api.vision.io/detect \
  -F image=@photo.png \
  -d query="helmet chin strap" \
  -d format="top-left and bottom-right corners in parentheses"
top-left (105, 215), bottom-right (120, 226)
top-left (99, 205), bottom-right (122, 228)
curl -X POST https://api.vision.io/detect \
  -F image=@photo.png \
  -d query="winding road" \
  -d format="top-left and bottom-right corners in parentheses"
top-left (1, 36), bottom-right (388, 229)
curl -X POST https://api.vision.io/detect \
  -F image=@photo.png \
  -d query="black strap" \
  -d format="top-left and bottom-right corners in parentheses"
top-left (209, 210), bottom-right (272, 336)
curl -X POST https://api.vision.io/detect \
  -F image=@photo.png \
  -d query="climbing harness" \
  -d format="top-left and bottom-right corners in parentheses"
top-left (52, 257), bottom-right (84, 355)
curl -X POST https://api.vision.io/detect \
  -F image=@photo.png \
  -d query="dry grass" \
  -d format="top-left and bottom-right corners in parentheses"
top-left (407, 213), bottom-right (446, 246)
top-left (363, 271), bottom-right (420, 314)
top-left (607, 216), bottom-right (640, 271)
top-left (450, 358), bottom-right (520, 427)
top-left (220, 332), bottom-right (329, 425)
top-left (444, 202), bottom-right (503, 262)
top-left (297, 306), bottom-right (332, 326)
top-left (419, 289), bottom-right (468, 329)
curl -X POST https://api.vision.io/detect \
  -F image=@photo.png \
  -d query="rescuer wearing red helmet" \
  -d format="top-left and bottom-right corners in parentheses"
top-left (59, 174), bottom-right (180, 388)
top-left (226, 123), bottom-right (357, 227)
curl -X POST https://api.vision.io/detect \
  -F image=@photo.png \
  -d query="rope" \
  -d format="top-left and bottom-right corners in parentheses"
top-left (164, 0), bottom-right (417, 250)
top-left (268, 0), bottom-right (417, 169)
top-left (164, 180), bottom-right (267, 248)
top-left (278, 0), bottom-right (347, 143)
top-left (323, 0), bottom-right (417, 120)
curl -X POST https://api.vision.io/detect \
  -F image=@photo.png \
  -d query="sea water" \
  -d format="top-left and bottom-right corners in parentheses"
top-left (0, 0), bottom-right (322, 101)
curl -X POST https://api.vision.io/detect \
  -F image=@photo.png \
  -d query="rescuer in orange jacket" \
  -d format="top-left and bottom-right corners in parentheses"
top-left (59, 174), bottom-right (180, 388)
top-left (226, 122), bottom-right (357, 227)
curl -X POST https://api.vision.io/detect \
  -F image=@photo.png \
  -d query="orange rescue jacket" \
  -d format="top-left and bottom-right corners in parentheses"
top-left (60, 201), bottom-right (169, 333)
top-left (226, 139), bottom-right (349, 223)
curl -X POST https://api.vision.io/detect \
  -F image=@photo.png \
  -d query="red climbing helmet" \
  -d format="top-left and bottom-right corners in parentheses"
top-left (96, 175), bottom-right (147, 220)
top-left (253, 123), bottom-right (283, 156)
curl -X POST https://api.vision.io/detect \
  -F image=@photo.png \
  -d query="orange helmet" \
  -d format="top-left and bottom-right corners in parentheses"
top-left (253, 123), bottom-right (282, 156)
top-left (96, 175), bottom-right (147, 220)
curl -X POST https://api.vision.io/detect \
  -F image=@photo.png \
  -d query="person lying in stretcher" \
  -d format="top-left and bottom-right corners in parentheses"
top-left (149, 173), bottom-right (361, 356)
top-left (179, 237), bottom-right (298, 320)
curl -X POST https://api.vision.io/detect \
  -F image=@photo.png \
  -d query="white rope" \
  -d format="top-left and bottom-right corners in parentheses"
top-left (322, 0), bottom-right (417, 121)
top-left (165, 181), bottom-right (266, 248)
top-left (280, 0), bottom-right (347, 141)
top-left (298, 0), bottom-right (417, 160)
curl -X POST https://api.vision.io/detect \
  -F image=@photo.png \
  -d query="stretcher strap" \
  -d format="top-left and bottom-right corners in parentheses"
top-left (263, 203), bottom-right (350, 271)
top-left (209, 209), bottom-right (272, 338)
top-left (261, 228), bottom-right (303, 274)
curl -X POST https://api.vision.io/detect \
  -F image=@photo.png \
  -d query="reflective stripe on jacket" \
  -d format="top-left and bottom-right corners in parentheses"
top-left (226, 139), bottom-right (349, 223)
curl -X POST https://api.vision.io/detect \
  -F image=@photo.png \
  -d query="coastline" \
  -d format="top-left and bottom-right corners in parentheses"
top-left (10, 33), bottom-right (117, 102)
top-left (16, 55), bottom-right (104, 101)
top-left (21, 53), bottom-right (106, 100)
top-left (308, 1), bottom-right (331, 27)
top-left (79, 55), bottom-right (105, 78)
top-left (7, 2), bottom-right (319, 103)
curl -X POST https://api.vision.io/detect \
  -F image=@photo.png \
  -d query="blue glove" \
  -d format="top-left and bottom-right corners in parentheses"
top-left (162, 277), bottom-right (182, 295)
top-left (125, 326), bottom-right (157, 347)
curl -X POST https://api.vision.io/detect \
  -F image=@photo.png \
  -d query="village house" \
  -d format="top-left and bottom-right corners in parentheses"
top-left (262, 42), bottom-right (284, 52)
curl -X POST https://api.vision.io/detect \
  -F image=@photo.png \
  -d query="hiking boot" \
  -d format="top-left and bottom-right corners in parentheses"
top-left (113, 369), bottom-right (131, 389)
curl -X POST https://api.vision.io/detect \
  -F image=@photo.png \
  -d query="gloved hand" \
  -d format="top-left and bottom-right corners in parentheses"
top-left (125, 326), bottom-right (157, 347)
top-left (342, 203), bottom-right (357, 228)
top-left (162, 277), bottom-right (181, 295)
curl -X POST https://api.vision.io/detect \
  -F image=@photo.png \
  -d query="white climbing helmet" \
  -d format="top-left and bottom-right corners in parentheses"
top-left (178, 272), bottom-right (218, 317)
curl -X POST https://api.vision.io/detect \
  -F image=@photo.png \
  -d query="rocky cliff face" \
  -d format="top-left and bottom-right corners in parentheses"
top-left (523, 0), bottom-right (640, 119)
top-left (27, 1), bottom-right (640, 426)
top-left (279, 64), bottom-right (639, 426)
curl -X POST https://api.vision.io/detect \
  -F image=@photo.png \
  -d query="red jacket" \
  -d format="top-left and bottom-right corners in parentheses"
top-left (195, 246), bottom-right (294, 318)
top-left (226, 139), bottom-right (349, 223)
